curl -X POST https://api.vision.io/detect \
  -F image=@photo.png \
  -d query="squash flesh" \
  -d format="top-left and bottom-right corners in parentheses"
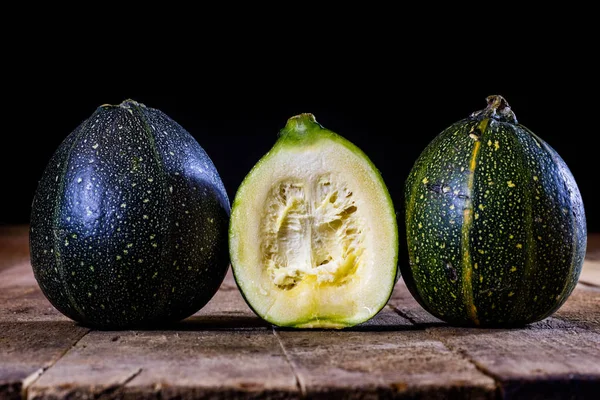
top-left (263, 175), bottom-right (364, 288)
top-left (230, 138), bottom-right (397, 328)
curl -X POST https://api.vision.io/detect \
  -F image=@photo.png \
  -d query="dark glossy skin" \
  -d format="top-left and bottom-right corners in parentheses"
top-left (403, 96), bottom-right (587, 327)
top-left (30, 100), bottom-right (230, 329)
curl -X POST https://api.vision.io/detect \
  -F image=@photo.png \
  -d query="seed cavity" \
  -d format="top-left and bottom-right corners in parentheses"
top-left (261, 174), bottom-right (365, 289)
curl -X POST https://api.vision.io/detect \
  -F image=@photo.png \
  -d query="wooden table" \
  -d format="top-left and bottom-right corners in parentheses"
top-left (1, 226), bottom-right (599, 399)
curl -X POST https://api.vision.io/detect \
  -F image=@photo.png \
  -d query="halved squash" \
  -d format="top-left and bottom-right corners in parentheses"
top-left (229, 114), bottom-right (398, 328)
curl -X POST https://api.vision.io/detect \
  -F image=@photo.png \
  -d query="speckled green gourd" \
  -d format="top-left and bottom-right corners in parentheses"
top-left (30, 100), bottom-right (230, 329)
top-left (403, 95), bottom-right (587, 327)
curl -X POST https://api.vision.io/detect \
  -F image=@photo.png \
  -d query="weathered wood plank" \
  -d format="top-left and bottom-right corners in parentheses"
top-left (0, 263), bottom-right (89, 400)
top-left (0, 225), bottom-right (29, 274)
top-left (219, 268), bottom-right (239, 290)
top-left (388, 265), bottom-right (600, 399)
top-left (183, 272), bottom-right (269, 330)
top-left (351, 306), bottom-right (415, 331)
top-left (580, 260), bottom-right (600, 288)
top-left (388, 279), bottom-right (445, 326)
top-left (29, 329), bottom-right (300, 400)
top-left (0, 262), bottom-right (67, 323)
top-left (553, 284), bottom-right (600, 332)
top-left (430, 325), bottom-right (600, 399)
top-left (0, 321), bottom-right (87, 400)
top-left (275, 317), bottom-right (497, 399)
top-left (585, 233), bottom-right (600, 260)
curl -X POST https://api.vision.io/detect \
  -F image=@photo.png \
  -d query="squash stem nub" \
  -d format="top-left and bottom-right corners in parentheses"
top-left (470, 95), bottom-right (518, 124)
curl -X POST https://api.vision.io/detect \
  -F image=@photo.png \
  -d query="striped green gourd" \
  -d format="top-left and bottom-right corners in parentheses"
top-left (403, 95), bottom-right (587, 327)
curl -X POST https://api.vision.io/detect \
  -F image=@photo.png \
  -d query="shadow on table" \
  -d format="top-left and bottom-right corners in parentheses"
top-left (170, 314), bottom-right (270, 330)
top-left (81, 312), bottom-right (447, 332)
top-left (111, 315), bottom-right (431, 332)
top-left (175, 308), bottom-right (439, 332)
top-left (75, 314), bottom-right (271, 331)
top-left (72, 315), bottom-right (562, 334)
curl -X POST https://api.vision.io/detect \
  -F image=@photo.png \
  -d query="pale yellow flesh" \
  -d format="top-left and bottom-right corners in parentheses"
top-left (263, 175), bottom-right (364, 288)
top-left (230, 140), bottom-right (397, 327)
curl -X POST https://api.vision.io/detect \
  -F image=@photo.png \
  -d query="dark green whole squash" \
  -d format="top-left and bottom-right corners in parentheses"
top-left (30, 100), bottom-right (230, 329)
top-left (403, 95), bottom-right (587, 327)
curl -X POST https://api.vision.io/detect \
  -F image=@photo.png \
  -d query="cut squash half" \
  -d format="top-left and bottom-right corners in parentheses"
top-left (229, 114), bottom-right (398, 328)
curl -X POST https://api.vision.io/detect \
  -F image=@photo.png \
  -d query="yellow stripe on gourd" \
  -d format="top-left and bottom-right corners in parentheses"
top-left (461, 118), bottom-right (488, 326)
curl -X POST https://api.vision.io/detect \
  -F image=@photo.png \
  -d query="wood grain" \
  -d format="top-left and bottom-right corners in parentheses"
top-left (0, 259), bottom-right (89, 400)
top-left (431, 326), bottom-right (600, 399)
top-left (554, 284), bottom-right (600, 332)
top-left (29, 330), bottom-right (299, 400)
top-left (579, 259), bottom-right (600, 288)
top-left (0, 321), bottom-right (87, 400)
top-left (276, 327), bottom-right (496, 399)
top-left (0, 225), bottom-right (29, 274)
top-left (388, 280), bottom-right (445, 326)
top-left (586, 234), bottom-right (600, 261)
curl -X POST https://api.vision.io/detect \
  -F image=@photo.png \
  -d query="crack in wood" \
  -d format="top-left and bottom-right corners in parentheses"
top-left (90, 367), bottom-right (143, 399)
top-left (427, 326), bottom-right (600, 399)
top-left (20, 329), bottom-right (91, 400)
top-left (390, 305), bottom-right (420, 326)
top-left (21, 367), bottom-right (45, 392)
top-left (28, 367), bottom-right (144, 400)
top-left (430, 332), bottom-right (502, 397)
top-left (273, 327), bottom-right (305, 397)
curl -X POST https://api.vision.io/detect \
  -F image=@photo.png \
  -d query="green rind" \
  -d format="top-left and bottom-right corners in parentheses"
top-left (513, 127), bottom-right (587, 320)
top-left (30, 100), bottom-right (231, 329)
top-left (404, 109), bottom-right (586, 327)
top-left (404, 119), bottom-right (483, 324)
top-left (229, 114), bottom-right (398, 328)
top-left (468, 120), bottom-right (531, 325)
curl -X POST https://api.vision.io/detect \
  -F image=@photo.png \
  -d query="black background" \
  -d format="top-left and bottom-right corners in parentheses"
top-left (2, 25), bottom-right (597, 232)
